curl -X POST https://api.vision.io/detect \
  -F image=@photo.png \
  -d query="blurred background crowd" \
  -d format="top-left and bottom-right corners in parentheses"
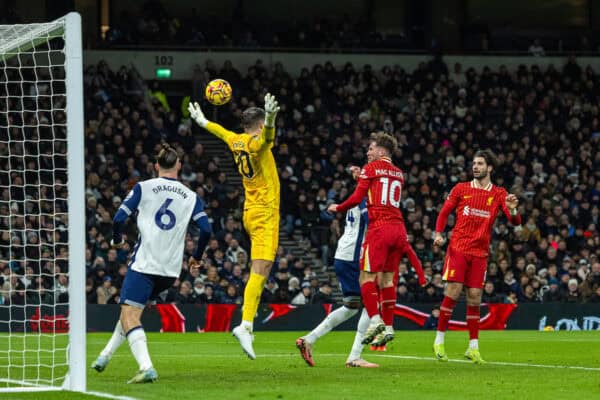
top-left (0, 26), bottom-right (598, 307)
top-left (77, 54), bottom-right (599, 306)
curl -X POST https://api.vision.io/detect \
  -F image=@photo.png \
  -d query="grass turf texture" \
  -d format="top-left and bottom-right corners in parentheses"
top-left (2, 331), bottom-right (599, 400)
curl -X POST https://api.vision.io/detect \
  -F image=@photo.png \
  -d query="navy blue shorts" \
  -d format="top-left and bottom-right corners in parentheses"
top-left (119, 268), bottom-right (176, 308)
top-left (333, 259), bottom-right (360, 297)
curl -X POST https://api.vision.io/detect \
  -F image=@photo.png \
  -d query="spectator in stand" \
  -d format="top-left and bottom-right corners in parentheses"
top-left (424, 306), bottom-right (440, 330)
top-left (543, 278), bottom-right (562, 302)
top-left (96, 276), bottom-right (117, 304)
top-left (311, 282), bottom-right (334, 304)
top-left (291, 282), bottom-right (313, 305)
top-left (481, 281), bottom-right (502, 303)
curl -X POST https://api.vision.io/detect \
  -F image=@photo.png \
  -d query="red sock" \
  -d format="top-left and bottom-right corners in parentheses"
top-left (360, 281), bottom-right (380, 318)
top-left (437, 296), bottom-right (457, 332)
top-left (380, 286), bottom-right (396, 326)
top-left (467, 305), bottom-right (480, 340)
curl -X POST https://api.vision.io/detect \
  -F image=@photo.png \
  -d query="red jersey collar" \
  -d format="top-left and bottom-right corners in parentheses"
top-left (379, 156), bottom-right (392, 164)
top-left (470, 180), bottom-right (493, 191)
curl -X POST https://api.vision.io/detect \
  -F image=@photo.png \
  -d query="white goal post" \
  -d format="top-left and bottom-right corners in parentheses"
top-left (0, 12), bottom-right (85, 393)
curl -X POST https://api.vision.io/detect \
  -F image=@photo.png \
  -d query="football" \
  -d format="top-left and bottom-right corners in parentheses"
top-left (205, 78), bottom-right (232, 105)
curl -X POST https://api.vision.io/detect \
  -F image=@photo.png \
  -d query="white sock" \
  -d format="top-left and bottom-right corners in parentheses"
top-left (306, 306), bottom-right (358, 344)
top-left (100, 320), bottom-right (126, 358)
top-left (385, 325), bottom-right (394, 334)
top-left (127, 327), bottom-right (153, 371)
top-left (370, 314), bottom-right (383, 325)
top-left (241, 320), bottom-right (253, 331)
top-left (348, 308), bottom-right (370, 362)
top-left (434, 331), bottom-right (445, 345)
top-left (469, 339), bottom-right (479, 350)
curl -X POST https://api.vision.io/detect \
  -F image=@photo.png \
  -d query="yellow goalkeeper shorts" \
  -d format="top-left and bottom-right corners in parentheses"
top-left (243, 207), bottom-right (279, 262)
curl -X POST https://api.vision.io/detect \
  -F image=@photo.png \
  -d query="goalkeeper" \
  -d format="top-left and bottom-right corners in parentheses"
top-left (188, 93), bottom-right (280, 360)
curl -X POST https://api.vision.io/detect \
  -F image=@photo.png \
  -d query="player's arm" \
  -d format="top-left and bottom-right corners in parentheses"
top-left (187, 101), bottom-right (236, 143)
top-left (191, 197), bottom-right (212, 260)
top-left (248, 93), bottom-right (279, 153)
top-left (405, 244), bottom-right (427, 287)
top-left (433, 186), bottom-right (461, 246)
top-left (329, 173), bottom-right (370, 214)
top-left (501, 193), bottom-right (522, 226)
top-left (111, 183), bottom-right (141, 247)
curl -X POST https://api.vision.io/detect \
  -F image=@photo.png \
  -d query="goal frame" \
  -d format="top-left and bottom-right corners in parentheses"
top-left (0, 11), bottom-right (86, 393)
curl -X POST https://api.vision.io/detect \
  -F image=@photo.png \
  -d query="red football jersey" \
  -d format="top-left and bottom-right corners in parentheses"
top-left (435, 181), bottom-right (522, 257)
top-left (337, 157), bottom-right (404, 228)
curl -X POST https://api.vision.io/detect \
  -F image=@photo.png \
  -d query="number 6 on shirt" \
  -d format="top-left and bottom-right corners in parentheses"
top-left (154, 198), bottom-right (176, 230)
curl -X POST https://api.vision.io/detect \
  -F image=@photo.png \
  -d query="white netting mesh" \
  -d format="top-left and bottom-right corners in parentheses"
top-left (0, 19), bottom-right (70, 389)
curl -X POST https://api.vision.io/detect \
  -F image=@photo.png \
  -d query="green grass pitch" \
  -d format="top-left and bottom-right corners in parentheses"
top-left (3, 331), bottom-right (599, 400)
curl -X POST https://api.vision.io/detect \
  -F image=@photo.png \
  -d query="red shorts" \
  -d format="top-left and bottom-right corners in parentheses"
top-left (360, 224), bottom-right (408, 273)
top-left (442, 247), bottom-right (487, 288)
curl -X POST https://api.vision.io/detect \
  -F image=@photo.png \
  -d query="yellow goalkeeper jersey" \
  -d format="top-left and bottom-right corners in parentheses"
top-left (204, 122), bottom-right (280, 210)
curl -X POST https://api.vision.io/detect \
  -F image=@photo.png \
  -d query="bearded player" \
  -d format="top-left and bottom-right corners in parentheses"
top-left (188, 94), bottom-right (280, 359)
top-left (328, 132), bottom-right (413, 344)
top-left (433, 150), bottom-right (521, 364)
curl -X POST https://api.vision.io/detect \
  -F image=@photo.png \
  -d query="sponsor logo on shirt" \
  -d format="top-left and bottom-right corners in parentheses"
top-left (463, 206), bottom-right (490, 218)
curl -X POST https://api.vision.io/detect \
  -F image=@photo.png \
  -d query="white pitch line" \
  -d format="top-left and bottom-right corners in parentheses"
top-left (370, 354), bottom-right (600, 371)
top-left (85, 390), bottom-right (140, 400)
top-left (104, 352), bottom-right (600, 371)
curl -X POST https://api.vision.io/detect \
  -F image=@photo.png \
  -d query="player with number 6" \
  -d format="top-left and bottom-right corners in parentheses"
top-left (91, 143), bottom-right (212, 383)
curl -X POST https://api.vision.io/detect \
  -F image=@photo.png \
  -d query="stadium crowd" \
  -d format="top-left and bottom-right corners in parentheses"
top-left (1, 52), bottom-right (599, 307)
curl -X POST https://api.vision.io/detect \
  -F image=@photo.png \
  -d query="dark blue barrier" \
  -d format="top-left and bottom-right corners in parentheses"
top-left (1, 303), bottom-right (599, 332)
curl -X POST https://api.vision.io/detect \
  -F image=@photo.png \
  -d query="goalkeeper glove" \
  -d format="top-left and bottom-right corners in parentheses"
top-left (188, 102), bottom-right (208, 128)
top-left (264, 93), bottom-right (280, 128)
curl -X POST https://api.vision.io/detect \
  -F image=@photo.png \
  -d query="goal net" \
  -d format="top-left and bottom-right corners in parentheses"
top-left (0, 13), bottom-right (85, 393)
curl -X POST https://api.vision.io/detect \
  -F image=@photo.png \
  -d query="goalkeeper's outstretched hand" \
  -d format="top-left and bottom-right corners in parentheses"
top-left (264, 93), bottom-right (280, 127)
top-left (188, 101), bottom-right (208, 128)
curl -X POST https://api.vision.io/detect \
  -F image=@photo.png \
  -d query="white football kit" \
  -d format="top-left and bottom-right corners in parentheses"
top-left (118, 177), bottom-right (206, 278)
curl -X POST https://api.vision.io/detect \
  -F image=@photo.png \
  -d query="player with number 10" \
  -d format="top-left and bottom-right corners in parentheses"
top-left (328, 132), bottom-right (411, 345)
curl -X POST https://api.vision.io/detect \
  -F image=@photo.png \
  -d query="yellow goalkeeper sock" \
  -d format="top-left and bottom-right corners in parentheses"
top-left (242, 272), bottom-right (266, 323)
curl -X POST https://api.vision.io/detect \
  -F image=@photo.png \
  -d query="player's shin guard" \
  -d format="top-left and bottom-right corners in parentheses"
top-left (126, 326), bottom-right (153, 371)
top-left (241, 272), bottom-right (266, 325)
top-left (467, 305), bottom-right (480, 342)
top-left (380, 286), bottom-right (396, 326)
top-left (360, 281), bottom-right (380, 318)
top-left (437, 296), bottom-right (457, 334)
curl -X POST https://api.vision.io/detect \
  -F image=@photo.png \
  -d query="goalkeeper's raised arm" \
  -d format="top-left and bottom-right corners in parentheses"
top-left (187, 93), bottom-right (279, 150)
top-left (248, 93), bottom-right (279, 152)
top-left (187, 99), bottom-right (234, 142)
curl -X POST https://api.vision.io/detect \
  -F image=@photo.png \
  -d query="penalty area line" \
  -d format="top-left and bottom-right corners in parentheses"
top-left (370, 354), bottom-right (600, 371)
